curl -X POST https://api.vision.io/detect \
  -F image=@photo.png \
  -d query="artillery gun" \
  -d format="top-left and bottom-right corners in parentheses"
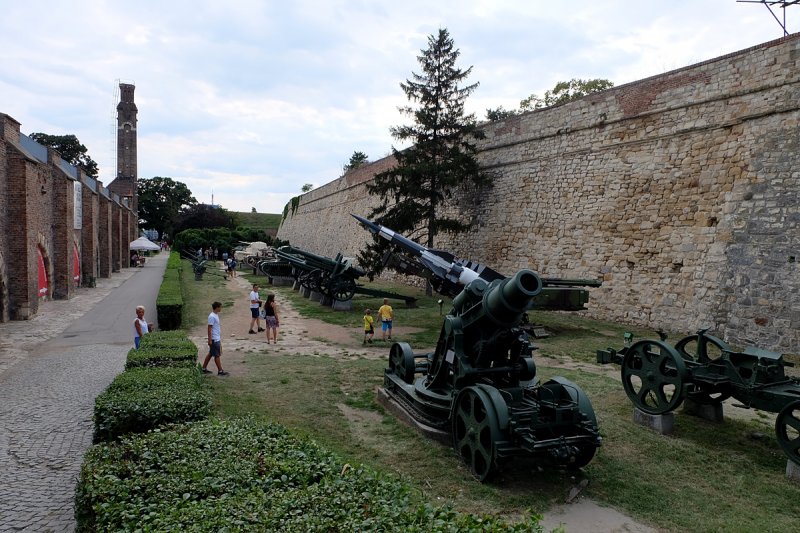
top-left (385, 268), bottom-right (601, 481)
top-left (597, 329), bottom-right (800, 466)
top-left (352, 214), bottom-right (601, 311)
top-left (274, 246), bottom-right (417, 306)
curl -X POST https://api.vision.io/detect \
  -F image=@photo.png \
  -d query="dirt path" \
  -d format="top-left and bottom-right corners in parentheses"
top-left (191, 276), bottom-right (658, 532)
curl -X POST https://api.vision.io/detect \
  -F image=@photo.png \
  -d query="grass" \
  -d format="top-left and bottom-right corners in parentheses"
top-left (233, 211), bottom-right (282, 232)
top-left (243, 272), bottom-right (449, 348)
top-left (183, 270), bottom-right (800, 532)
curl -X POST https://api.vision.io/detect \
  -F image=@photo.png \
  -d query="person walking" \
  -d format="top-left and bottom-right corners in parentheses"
top-left (132, 305), bottom-right (154, 349)
top-left (249, 283), bottom-right (264, 334)
top-left (202, 301), bottom-right (229, 376)
top-left (263, 294), bottom-right (280, 344)
top-left (363, 308), bottom-right (374, 344)
top-left (378, 298), bottom-right (393, 341)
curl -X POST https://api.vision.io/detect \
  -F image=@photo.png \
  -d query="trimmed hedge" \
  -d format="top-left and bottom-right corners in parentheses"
top-left (76, 418), bottom-right (542, 532)
top-left (125, 345), bottom-right (197, 369)
top-left (138, 330), bottom-right (196, 352)
top-left (156, 252), bottom-right (183, 330)
top-left (92, 367), bottom-right (211, 443)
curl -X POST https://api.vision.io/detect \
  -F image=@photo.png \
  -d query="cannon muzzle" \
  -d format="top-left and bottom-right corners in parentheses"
top-left (484, 269), bottom-right (542, 326)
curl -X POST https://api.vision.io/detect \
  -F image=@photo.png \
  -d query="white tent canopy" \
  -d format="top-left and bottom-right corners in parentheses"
top-left (129, 236), bottom-right (160, 251)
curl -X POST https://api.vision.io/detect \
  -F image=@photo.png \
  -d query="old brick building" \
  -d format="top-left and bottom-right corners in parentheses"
top-left (0, 83), bottom-right (139, 321)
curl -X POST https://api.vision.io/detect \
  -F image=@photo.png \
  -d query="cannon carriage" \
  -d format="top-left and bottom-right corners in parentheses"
top-left (597, 329), bottom-right (800, 465)
top-left (385, 269), bottom-right (601, 481)
top-left (272, 246), bottom-right (417, 305)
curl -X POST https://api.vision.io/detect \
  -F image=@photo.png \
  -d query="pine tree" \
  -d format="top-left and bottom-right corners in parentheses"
top-left (361, 28), bottom-right (491, 279)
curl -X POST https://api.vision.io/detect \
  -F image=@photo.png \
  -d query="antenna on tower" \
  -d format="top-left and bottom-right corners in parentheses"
top-left (737, 0), bottom-right (799, 36)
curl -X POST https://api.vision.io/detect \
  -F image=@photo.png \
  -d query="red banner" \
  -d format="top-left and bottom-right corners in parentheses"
top-left (37, 248), bottom-right (48, 298)
top-left (73, 245), bottom-right (81, 286)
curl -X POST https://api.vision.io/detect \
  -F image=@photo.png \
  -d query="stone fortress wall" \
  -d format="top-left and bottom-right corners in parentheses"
top-left (278, 34), bottom-right (800, 353)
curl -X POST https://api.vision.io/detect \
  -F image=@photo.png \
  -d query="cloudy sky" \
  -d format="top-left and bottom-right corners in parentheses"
top-left (0, 0), bottom-right (793, 213)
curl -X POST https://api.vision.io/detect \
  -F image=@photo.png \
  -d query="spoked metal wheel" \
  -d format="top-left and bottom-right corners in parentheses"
top-left (675, 331), bottom-right (729, 363)
top-left (621, 340), bottom-right (688, 414)
top-left (775, 400), bottom-right (800, 466)
top-left (388, 342), bottom-right (416, 384)
top-left (330, 278), bottom-right (356, 301)
top-left (451, 386), bottom-right (501, 482)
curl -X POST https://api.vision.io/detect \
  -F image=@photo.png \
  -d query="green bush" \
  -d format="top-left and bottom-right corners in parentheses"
top-left (92, 367), bottom-right (211, 443)
top-left (76, 418), bottom-right (541, 532)
top-left (125, 345), bottom-right (197, 369)
top-left (156, 253), bottom-right (183, 330)
top-left (138, 330), bottom-right (196, 352)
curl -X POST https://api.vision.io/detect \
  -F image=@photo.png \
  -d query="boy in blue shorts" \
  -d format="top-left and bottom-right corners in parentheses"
top-left (202, 301), bottom-right (229, 376)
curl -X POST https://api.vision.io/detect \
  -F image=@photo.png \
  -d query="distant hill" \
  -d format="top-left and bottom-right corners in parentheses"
top-left (234, 212), bottom-right (282, 234)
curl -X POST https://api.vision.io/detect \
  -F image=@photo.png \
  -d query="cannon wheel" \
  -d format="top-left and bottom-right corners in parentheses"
top-left (330, 278), bottom-right (356, 301)
top-left (675, 331), bottom-right (729, 363)
top-left (452, 386), bottom-right (502, 482)
top-left (388, 342), bottom-right (416, 384)
top-left (621, 340), bottom-right (687, 414)
top-left (776, 400), bottom-right (800, 466)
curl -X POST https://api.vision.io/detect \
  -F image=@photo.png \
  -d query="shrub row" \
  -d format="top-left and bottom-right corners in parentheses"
top-left (92, 366), bottom-right (211, 443)
top-left (76, 418), bottom-right (542, 532)
top-left (156, 252), bottom-right (183, 330)
top-left (125, 344), bottom-right (197, 369)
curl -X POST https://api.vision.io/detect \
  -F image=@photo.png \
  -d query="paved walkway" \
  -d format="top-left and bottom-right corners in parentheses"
top-left (0, 253), bottom-right (167, 532)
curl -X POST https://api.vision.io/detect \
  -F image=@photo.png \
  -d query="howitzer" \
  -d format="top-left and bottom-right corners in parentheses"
top-left (275, 245), bottom-right (365, 301)
top-left (597, 329), bottom-right (800, 466)
top-left (352, 214), bottom-right (601, 311)
top-left (274, 246), bottom-right (417, 306)
top-left (384, 269), bottom-right (601, 481)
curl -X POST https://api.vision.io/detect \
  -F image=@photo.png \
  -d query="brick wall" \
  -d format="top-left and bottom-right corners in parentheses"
top-left (80, 175), bottom-right (99, 284)
top-left (97, 190), bottom-right (112, 278)
top-left (111, 201), bottom-right (121, 272)
top-left (0, 113), bottom-right (138, 321)
top-left (278, 34), bottom-right (800, 352)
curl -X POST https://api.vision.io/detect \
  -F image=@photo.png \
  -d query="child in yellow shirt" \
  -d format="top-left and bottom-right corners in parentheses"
top-left (363, 308), bottom-right (374, 344)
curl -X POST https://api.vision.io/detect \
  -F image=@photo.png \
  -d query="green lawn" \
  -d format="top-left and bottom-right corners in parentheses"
top-left (183, 267), bottom-right (800, 532)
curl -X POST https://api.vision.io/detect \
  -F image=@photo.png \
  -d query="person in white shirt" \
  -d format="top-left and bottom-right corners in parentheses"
top-left (248, 283), bottom-right (264, 334)
top-left (133, 305), bottom-right (153, 349)
top-left (202, 301), bottom-right (228, 376)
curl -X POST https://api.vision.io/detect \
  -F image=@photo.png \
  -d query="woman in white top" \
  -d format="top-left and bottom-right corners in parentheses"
top-left (133, 305), bottom-right (153, 349)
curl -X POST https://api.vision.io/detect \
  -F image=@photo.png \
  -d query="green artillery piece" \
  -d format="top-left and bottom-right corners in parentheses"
top-left (385, 269), bottom-right (601, 481)
top-left (597, 329), bottom-right (800, 465)
top-left (274, 246), bottom-right (417, 306)
top-left (352, 215), bottom-right (601, 312)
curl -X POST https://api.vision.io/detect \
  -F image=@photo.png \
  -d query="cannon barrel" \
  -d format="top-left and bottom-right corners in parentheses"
top-left (451, 269), bottom-right (542, 327)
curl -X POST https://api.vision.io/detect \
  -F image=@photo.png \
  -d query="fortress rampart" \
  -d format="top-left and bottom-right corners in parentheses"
top-left (279, 34), bottom-right (800, 352)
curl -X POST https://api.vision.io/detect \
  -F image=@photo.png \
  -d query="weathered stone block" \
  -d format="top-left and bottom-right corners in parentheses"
top-left (633, 408), bottom-right (674, 435)
top-left (683, 398), bottom-right (724, 422)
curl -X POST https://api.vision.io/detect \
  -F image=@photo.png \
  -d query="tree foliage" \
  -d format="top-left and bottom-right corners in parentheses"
top-left (343, 151), bottom-right (369, 173)
top-left (362, 28), bottom-right (491, 278)
top-left (485, 106), bottom-right (518, 121)
top-left (29, 132), bottom-right (99, 177)
top-left (519, 78), bottom-right (614, 111)
top-left (172, 204), bottom-right (237, 236)
top-left (137, 177), bottom-right (197, 240)
top-left (301, 183), bottom-right (314, 193)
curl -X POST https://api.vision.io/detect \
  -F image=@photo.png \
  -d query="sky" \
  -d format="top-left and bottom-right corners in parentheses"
top-left (0, 0), bottom-right (795, 214)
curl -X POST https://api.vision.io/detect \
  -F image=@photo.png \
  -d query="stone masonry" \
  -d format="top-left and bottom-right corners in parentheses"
top-left (278, 33), bottom-right (800, 353)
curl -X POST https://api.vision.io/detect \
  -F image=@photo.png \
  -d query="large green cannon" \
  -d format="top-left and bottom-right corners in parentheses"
top-left (385, 269), bottom-right (601, 481)
top-left (353, 215), bottom-right (601, 311)
top-left (275, 245), bottom-right (364, 301)
top-left (274, 246), bottom-right (417, 306)
top-left (597, 329), bottom-right (800, 465)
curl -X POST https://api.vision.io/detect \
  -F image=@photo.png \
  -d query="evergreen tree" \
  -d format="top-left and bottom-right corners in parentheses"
top-left (361, 28), bottom-right (491, 281)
